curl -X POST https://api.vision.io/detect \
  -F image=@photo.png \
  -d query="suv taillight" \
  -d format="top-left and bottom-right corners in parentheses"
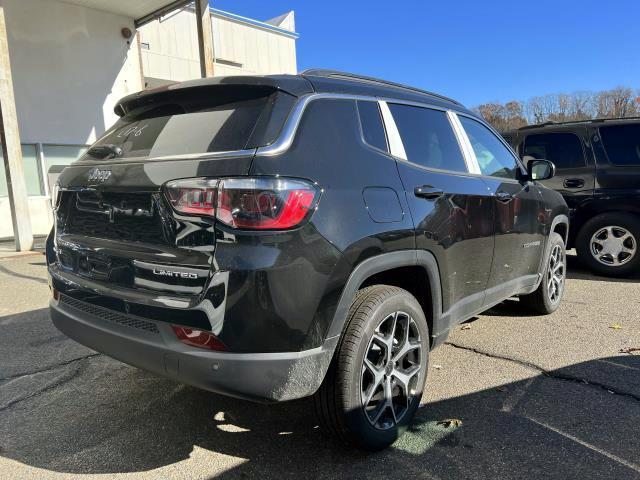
top-left (164, 177), bottom-right (320, 230)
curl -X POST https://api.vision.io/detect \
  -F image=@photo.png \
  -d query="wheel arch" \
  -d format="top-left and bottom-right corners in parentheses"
top-left (325, 250), bottom-right (443, 348)
top-left (551, 214), bottom-right (569, 245)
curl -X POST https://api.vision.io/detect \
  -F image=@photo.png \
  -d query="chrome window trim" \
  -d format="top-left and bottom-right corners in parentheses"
top-left (255, 92), bottom-right (469, 159)
top-left (72, 148), bottom-right (257, 166)
top-left (378, 101), bottom-right (407, 160)
top-left (447, 111), bottom-right (481, 175)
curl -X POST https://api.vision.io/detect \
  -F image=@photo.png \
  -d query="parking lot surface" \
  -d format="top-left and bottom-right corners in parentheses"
top-left (1, 253), bottom-right (639, 479)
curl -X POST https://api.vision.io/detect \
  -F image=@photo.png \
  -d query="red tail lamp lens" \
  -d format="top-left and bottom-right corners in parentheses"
top-left (216, 178), bottom-right (318, 229)
top-left (171, 325), bottom-right (227, 351)
top-left (165, 179), bottom-right (218, 216)
top-left (164, 177), bottom-right (319, 230)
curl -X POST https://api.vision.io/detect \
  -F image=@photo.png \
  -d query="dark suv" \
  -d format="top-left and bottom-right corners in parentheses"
top-left (47, 70), bottom-right (568, 450)
top-left (504, 118), bottom-right (640, 276)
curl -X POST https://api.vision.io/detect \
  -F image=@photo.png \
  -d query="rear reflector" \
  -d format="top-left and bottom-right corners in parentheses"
top-left (171, 325), bottom-right (227, 351)
top-left (164, 177), bottom-right (320, 230)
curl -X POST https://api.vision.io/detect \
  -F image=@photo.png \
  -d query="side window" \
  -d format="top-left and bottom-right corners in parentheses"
top-left (459, 116), bottom-right (519, 179)
top-left (387, 104), bottom-right (467, 172)
top-left (356, 101), bottom-right (388, 152)
top-left (523, 133), bottom-right (585, 169)
top-left (599, 124), bottom-right (640, 166)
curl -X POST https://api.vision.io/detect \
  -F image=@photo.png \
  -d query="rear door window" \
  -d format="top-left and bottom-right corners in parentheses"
top-left (599, 124), bottom-right (640, 166)
top-left (388, 104), bottom-right (467, 172)
top-left (83, 88), bottom-right (289, 160)
top-left (523, 133), bottom-right (586, 169)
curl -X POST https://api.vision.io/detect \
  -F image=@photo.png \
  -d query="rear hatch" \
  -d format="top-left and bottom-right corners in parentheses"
top-left (51, 80), bottom-right (303, 302)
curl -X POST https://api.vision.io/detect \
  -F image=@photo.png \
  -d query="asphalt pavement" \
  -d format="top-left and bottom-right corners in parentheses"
top-left (0, 252), bottom-right (639, 479)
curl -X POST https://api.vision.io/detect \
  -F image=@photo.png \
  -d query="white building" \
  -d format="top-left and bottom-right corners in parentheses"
top-left (0, 0), bottom-right (298, 240)
top-left (140, 8), bottom-right (297, 88)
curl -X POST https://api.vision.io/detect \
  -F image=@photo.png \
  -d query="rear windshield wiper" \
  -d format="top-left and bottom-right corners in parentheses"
top-left (86, 144), bottom-right (123, 160)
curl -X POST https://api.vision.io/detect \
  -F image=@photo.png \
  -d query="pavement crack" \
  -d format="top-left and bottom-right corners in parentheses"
top-left (444, 341), bottom-right (640, 403)
top-left (0, 352), bottom-right (101, 383)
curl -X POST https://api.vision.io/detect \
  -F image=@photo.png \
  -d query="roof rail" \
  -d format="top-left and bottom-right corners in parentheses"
top-left (301, 69), bottom-right (462, 106)
top-left (518, 116), bottom-right (640, 130)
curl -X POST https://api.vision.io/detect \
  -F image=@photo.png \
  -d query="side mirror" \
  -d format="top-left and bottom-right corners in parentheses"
top-left (527, 159), bottom-right (555, 181)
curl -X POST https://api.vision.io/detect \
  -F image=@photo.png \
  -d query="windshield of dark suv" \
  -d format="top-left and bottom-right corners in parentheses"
top-left (599, 124), bottom-right (640, 166)
top-left (82, 86), bottom-right (293, 161)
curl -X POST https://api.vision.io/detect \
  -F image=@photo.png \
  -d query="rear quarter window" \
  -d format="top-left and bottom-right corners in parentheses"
top-left (356, 101), bottom-right (388, 153)
top-left (599, 124), bottom-right (640, 166)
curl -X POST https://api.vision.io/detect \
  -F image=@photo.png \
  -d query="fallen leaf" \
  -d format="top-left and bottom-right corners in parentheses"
top-left (620, 347), bottom-right (640, 354)
top-left (609, 324), bottom-right (623, 330)
top-left (437, 418), bottom-right (463, 428)
top-left (461, 324), bottom-right (472, 330)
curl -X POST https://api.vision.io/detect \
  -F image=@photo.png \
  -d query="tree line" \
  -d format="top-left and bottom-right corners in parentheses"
top-left (474, 87), bottom-right (640, 132)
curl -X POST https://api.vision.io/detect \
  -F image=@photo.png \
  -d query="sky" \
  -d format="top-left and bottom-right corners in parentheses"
top-left (212, 0), bottom-right (640, 108)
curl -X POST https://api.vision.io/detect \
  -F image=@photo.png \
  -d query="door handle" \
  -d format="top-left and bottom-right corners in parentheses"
top-left (414, 185), bottom-right (444, 200)
top-left (495, 191), bottom-right (513, 203)
top-left (564, 178), bottom-right (585, 189)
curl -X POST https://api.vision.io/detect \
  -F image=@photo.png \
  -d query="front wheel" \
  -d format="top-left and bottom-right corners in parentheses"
top-left (519, 232), bottom-right (566, 314)
top-left (314, 285), bottom-right (429, 451)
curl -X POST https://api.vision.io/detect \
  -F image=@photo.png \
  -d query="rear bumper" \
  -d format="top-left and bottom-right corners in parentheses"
top-left (50, 298), bottom-right (338, 403)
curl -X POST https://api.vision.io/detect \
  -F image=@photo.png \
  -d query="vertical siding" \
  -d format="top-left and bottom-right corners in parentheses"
top-left (139, 8), bottom-right (297, 84)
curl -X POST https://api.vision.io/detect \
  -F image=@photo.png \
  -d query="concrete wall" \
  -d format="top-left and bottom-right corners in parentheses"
top-left (0, 0), bottom-right (143, 145)
top-left (139, 8), bottom-right (297, 86)
top-left (0, 0), bottom-right (143, 238)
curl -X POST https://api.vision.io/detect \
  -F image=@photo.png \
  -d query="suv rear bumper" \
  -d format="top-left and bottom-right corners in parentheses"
top-left (50, 298), bottom-right (338, 403)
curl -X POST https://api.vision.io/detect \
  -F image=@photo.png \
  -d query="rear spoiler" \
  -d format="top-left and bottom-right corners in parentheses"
top-left (114, 75), bottom-right (314, 117)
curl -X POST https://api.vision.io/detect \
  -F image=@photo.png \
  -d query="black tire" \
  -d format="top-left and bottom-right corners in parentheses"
top-left (520, 232), bottom-right (566, 315)
top-left (576, 213), bottom-right (640, 277)
top-left (313, 285), bottom-right (429, 451)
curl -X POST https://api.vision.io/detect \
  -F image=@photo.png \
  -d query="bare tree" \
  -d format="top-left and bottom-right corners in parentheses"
top-left (475, 85), bottom-right (638, 131)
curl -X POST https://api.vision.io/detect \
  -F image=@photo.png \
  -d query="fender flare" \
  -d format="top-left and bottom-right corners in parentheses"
top-left (325, 250), bottom-right (443, 343)
top-left (550, 214), bottom-right (569, 245)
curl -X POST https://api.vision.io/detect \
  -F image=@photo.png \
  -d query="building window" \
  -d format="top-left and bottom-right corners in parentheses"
top-left (0, 144), bottom-right (42, 196)
top-left (0, 144), bottom-right (88, 198)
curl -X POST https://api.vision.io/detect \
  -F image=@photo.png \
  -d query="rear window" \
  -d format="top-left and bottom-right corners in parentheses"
top-left (82, 86), bottom-right (291, 160)
top-left (523, 133), bottom-right (585, 169)
top-left (599, 124), bottom-right (640, 166)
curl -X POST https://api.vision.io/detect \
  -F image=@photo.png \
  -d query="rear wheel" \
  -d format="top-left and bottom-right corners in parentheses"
top-left (520, 232), bottom-right (566, 314)
top-left (314, 285), bottom-right (429, 451)
top-left (576, 213), bottom-right (640, 277)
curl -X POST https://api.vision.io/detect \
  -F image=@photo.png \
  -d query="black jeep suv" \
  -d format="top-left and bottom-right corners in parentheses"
top-left (504, 118), bottom-right (640, 276)
top-left (47, 70), bottom-right (568, 450)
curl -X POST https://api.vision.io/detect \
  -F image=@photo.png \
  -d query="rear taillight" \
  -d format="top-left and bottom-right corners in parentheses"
top-left (164, 177), bottom-right (319, 230)
top-left (165, 178), bottom-right (217, 216)
top-left (171, 325), bottom-right (227, 351)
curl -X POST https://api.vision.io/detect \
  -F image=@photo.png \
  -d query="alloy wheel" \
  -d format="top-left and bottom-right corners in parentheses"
top-left (547, 244), bottom-right (565, 303)
top-left (590, 226), bottom-right (637, 267)
top-left (361, 311), bottom-right (422, 430)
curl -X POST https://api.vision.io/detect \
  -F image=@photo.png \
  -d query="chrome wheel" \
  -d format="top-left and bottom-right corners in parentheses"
top-left (361, 311), bottom-right (422, 430)
top-left (547, 244), bottom-right (565, 303)
top-left (590, 226), bottom-right (637, 267)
